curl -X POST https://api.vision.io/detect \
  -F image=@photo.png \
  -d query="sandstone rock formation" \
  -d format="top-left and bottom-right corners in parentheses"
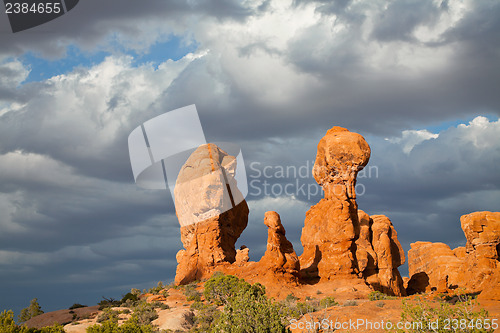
top-left (299, 127), bottom-right (406, 296)
top-left (173, 129), bottom-right (406, 296)
top-left (407, 211), bottom-right (500, 298)
top-left (174, 144), bottom-right (249, 284)
top-left (407, 242), bottom-right (463, 294)
top-left (300, 127), bottom-right (370, 279)
top-left (259, 211), bottom-right (300, 278)
top-left (359, 214), bottom-right (406, 296)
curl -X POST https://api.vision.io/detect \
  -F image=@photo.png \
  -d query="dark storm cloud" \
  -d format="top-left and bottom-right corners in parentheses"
top-left (371, 0), bottom-right (445, 42)
top-left (0, 0), bottom-right (251, 57)
top-left (0, 0), bottom-right (499, 314)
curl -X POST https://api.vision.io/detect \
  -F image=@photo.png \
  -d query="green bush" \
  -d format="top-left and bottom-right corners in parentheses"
top-left (147, 282), bottom-right (165, 295)
top-left (1, 310), bottom-right (18, 333)
top-left (120, 293), bottom-right (138, 305)
top-left (342, 300), bottom-right (358, 307)
top-left (210, 283), bottom-right (290, 333)
top-left (18, 299), bottom-right (44, 323)
top-left (284, 294), bottom-right (299, 303)
top-left (1, 310), bottom-right (64, 333)
top-left (203, 273), bottom-right (252, 306)
top-left (392, 295), bottom-right (494, 333)
top-left (98, 297), bottom-right (121, 310)
top-left (130, 302), bottom-right (158, 326)
top-left (183, 284), bottom-right (201, 302)
top-left (369, 291), bottom-right (396, 301)
top-left (69, 304), bottom-right (87, 310)
top-left (130, 289), bottom-right (141, 297)
top-left (319, 296), bottom-right (338, 308)
top-left (38, 324), bottom-right (65, 333)
top-left (189, 303), bottom-right (218, 333)
top-left (97, 308), bottom-right (120, 323)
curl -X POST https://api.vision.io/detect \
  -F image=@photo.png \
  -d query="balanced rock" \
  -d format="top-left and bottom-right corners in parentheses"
top-left (174, 144), bottom-right (249, 284)
top-left (300, 127), bottom-right (370, 279)
top-left (299, 127), bottom-right (406, 295)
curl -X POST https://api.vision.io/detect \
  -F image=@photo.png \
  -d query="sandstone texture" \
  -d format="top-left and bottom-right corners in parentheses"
top-left (299, 127), bottom-right (405, 295)
top-left (174, 144), bottom-right (249, 284)
top-left (174, 144), bottom-right (299, 286)
top-left (300, 127), bottom-right (370, 280)
top-left (258, 211), bottom-right (300, 278)
top-left (407, 211), bottom-right (500, 298)
top-left (173, 129), bottom-right (406, 296)
top-left (174, 143), bottom-right (244, 227)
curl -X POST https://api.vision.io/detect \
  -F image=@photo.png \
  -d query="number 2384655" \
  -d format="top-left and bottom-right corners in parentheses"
top-left (5, 2), bottom-right (61, 14)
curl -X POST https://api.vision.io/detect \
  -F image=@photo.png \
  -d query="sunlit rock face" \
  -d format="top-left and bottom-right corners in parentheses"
top-left (174, 143), bottom-right (244, 227)
top-left (300, 127), bottom-right (371, 280)
top-left (407, 211), bottom-right (500, 300)
top-left (300, 126), bottom-right (406, 296)
top-left (174, 144), bottom-right (248, 285)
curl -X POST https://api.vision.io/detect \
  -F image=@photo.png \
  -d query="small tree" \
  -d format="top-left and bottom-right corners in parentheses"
top-left (0, 310), bottom-right (18, 333)
top-left (18, 298), bottom-right (44, 323)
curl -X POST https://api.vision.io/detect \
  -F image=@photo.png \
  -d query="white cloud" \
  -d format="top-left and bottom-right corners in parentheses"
top-left (386, 129), bottom-right (439, 153)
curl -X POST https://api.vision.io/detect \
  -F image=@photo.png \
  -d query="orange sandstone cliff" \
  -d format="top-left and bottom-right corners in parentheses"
top-left (407, 211), bottom-right (500, 300)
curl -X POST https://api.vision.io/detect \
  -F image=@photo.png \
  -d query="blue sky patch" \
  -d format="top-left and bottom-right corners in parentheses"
top-left (20, 36), bottom-right (198, 83)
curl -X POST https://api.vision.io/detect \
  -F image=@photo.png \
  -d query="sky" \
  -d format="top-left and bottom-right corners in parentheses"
top-left (0, 0), bottom-right (499, 315)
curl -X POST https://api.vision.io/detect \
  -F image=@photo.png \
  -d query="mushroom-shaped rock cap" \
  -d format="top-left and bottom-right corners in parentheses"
top-left (313, 127), bottom-right (370, 186)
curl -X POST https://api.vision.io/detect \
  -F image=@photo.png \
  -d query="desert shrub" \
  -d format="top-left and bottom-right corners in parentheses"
top-left (97, 308), bottom-right (121, 323)
top-left (316, 290), bottom-right (323, 295)
top-left (147, 282), bottom-right (165, 295)
top-left (295, 302), bottom-right (317, 315)
top-left (130, 302), bottom-right (158, 326)
top-left (189, 301), bottom-right (204, 311)
top-left (189, 303), bottom-right (219, 333)
top-left (18, 299), bottom-right (44, 323)
top-left (38, 324), bottom-right (65, 333)
top-left (183, 284), bottom-right (201, 302)
top-left (88, 315), bottom-right (156, 333)
top-left (1, 310), bottom-right (18, 333)
top-left (203, 274), bottom-right (253, 306)
top-left (319, 296), bottom-right (338, 308)
top-left (130, 289), bottom-right (141, 297)
top-left (392, 295), bottom-right (494, 333)
top-left (151, 302), bottom-right (169, 310)
top-left (376, 301), bottom-right (385, 308)
top-left (369, 291), bottom-right (396, 301)
top-left (118, 317), bottom-right (155, 333)
top-left (285, 294), bottom-right (299, 303)
top-left (120, 293), bottom-right (138, 305)
top-left (0, 311), bottom-right (64, 333)
top-left (69, 303), bottom-right (87, 310)
top-left (98, 297), bottom-right (121, 310)
top-left (342, 300), bottom-right (358, 307)
top-left (210, 283), bottom-right (290, 333)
